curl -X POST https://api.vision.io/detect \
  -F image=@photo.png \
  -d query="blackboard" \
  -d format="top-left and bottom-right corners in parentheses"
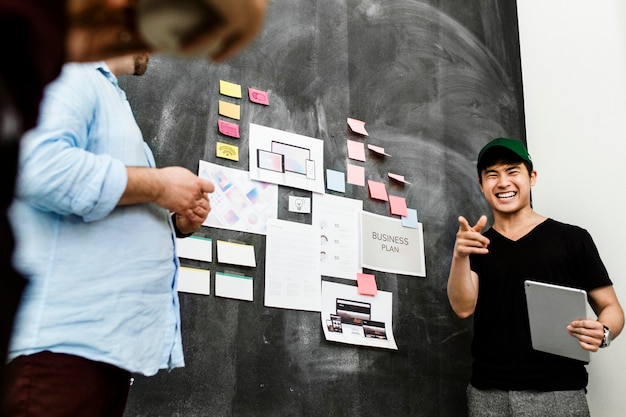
top-left (120, 1), bottom-right (525, 416)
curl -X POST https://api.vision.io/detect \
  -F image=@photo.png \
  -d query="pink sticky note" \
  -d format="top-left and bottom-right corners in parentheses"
top-left (368, 144), bottom-right (391, 157)
top-left (347, 139), bottom-right (366, 162)
top-left (347, 164), bottom-right (365, 186)
top-left (357, 273), bottom-right (377, 296)
top-left (218, 119), bottom-right (240, 138)
top-left (388, 172), bottom-right (411, 184)
top-left (248, 87), bottom-right (270, 105)
top-left (347, 117), bottom-right (368, 136)
top-left (389, 195), bottom-right (408, 217)
top-left (368, 180), bottom-right (389, 201)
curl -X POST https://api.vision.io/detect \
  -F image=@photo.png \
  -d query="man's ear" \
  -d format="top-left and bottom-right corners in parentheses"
top-left (530, 169), bottom-right (537, 186)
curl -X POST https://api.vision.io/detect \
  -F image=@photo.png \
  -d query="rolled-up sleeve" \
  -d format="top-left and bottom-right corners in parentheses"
top-left (15, 63), bottom-right (133, 222)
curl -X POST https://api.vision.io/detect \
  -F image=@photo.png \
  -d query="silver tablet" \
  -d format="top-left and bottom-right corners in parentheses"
top-left (524, 280), bottom-right (590, 362)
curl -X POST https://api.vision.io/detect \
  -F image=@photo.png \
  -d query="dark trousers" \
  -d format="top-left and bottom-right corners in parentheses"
top-left (467, 383), bottom-right (590, 417)
top-left (2, 351), bottom-right (132, 417)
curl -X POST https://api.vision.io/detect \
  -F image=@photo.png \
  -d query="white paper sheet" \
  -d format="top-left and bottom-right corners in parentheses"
top-left (321, 281), bottom-right (397, 350)
top-left (361, 211), bottom-right (426, 277)
top-left (312, 194), bottom-right (362, 280)
top-left (249, 123), bottom-right (325, 194)
top-left (198, 160), bottom-right (278, 235)
top-left (264, 219), bottom-right (321, 311)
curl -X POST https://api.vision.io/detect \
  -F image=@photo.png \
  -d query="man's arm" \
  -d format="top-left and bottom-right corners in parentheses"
top-left (119, 166), bottom-right (214, 231)
top-left (568, 285), bottom-right (624, 351)
top-left (447, 215), bottom-right (489, 318)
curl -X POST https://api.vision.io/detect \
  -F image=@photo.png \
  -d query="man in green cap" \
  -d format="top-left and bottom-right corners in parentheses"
top-left (447, 138), bottom-right (624, 416)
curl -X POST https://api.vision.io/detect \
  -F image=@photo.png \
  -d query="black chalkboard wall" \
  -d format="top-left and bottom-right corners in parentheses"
top-left (120, 1), bottom-right (525, 416)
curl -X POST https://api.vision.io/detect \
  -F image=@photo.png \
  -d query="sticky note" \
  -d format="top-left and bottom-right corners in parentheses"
top-left (368, 180), bottom-right (389, 201)
top-left (218, 100), bottom-right (241, 120)
top-left (219, 80), bottom-right (242, 98)
top-left (357, 273), bottom-right (377, 296)
top-left (401, 208), bottom-right (419, 229)
top-left (347, 139), bottom-right (366, 162)
top-left (216, 240), bottom-right (256, 267)
top-left (326, 169), bottom-right (346, 193)
top-left (218, 119), bottom-right (240, 138)
top-left (388, 172), bottom-right (411, 184)
top-left (176, 236), bottom-right (212, 262)
top-left (215, 271), bottom-right (253, 301)
top-left (368, 144), bottom-right (391, 157)
top-left (389, 195), bottom-right (408, 217)
top-left (347, 117), bottom-right (368, 136)
top-left (216, 142), bottom-right (239, 161)
top-left (248, 87), bottom-right (270, 105)
top-left (347, 164), bottom-right (365, 186)
top-left (177, 267), bottom-right (210, 295)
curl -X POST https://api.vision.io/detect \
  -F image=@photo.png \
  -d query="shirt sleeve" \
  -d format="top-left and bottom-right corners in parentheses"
top-left (15, 64), bottom-right (128, 222)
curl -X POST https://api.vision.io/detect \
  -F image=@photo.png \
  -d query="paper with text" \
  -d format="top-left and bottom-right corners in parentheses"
top-left (361, 211), bottom-right (426, 277)
top-left (312, 193), bottom-right (362, 280)
top-left (264, 219), bottom-right (321, 311)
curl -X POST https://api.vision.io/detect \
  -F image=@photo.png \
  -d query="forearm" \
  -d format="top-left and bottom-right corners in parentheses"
top-left (118, 166), bottom-right (162, 206)
top-left (447, 254), bottom-right (478, 318)
top-left (597, 303), bottom-right (625, 339)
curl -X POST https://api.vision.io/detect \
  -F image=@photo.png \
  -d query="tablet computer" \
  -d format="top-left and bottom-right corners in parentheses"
top-left (524, 280), bottom-right (590, 362)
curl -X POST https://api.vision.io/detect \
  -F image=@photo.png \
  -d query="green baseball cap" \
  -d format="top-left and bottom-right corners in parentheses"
top-left (477, 137), bottom-right (533, 173)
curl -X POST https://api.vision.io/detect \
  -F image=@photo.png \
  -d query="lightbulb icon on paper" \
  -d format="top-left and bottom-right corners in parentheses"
top-left (295, 198), bottom-right (303, 211)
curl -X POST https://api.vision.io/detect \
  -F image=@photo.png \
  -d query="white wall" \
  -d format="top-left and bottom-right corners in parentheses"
top-left (517, 1), bottom-right (626, 415)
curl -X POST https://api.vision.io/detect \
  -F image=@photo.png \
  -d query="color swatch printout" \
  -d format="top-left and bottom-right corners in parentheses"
top-left (198, 160), bottom-right (278, 235)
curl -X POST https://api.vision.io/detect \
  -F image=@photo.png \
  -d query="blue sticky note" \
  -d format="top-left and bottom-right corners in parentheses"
top-left (401, 208), bottom-right (419, 229)
top-left (326, 169), bottom-right (346, 193)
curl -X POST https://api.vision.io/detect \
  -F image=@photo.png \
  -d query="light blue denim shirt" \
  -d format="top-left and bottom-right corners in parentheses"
top-left (8, 62), bottom-right (184, 376)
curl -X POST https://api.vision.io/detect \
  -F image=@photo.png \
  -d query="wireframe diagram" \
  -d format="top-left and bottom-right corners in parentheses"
top-left (249, 123), bottom-right (325, 194)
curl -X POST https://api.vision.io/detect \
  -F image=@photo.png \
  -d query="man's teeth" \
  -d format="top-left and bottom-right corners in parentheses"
top-left (497, 192), bottom-right (516, 199)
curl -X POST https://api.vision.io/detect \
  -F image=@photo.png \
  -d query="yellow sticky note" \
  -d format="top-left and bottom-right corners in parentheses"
top-left (219, 80), bottom-right (242, 98)
top-left (218, 100), bottom-right (241, 120)
top-left (216, 142), bottom-right (239, 161)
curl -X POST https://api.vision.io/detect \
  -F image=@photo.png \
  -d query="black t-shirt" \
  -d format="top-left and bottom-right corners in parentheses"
top-left (469, 218), bottom-right (612, 391)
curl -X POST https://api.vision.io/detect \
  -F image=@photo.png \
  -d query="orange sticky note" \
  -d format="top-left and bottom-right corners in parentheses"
top-left (218, 100), bottom-right (241, 120)
top-left (357, 273), bottom-right (377, 296)
top-left (389, 195), bottom-right (408, 217)
top-left (368, 180), bottom-right (388, 201)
